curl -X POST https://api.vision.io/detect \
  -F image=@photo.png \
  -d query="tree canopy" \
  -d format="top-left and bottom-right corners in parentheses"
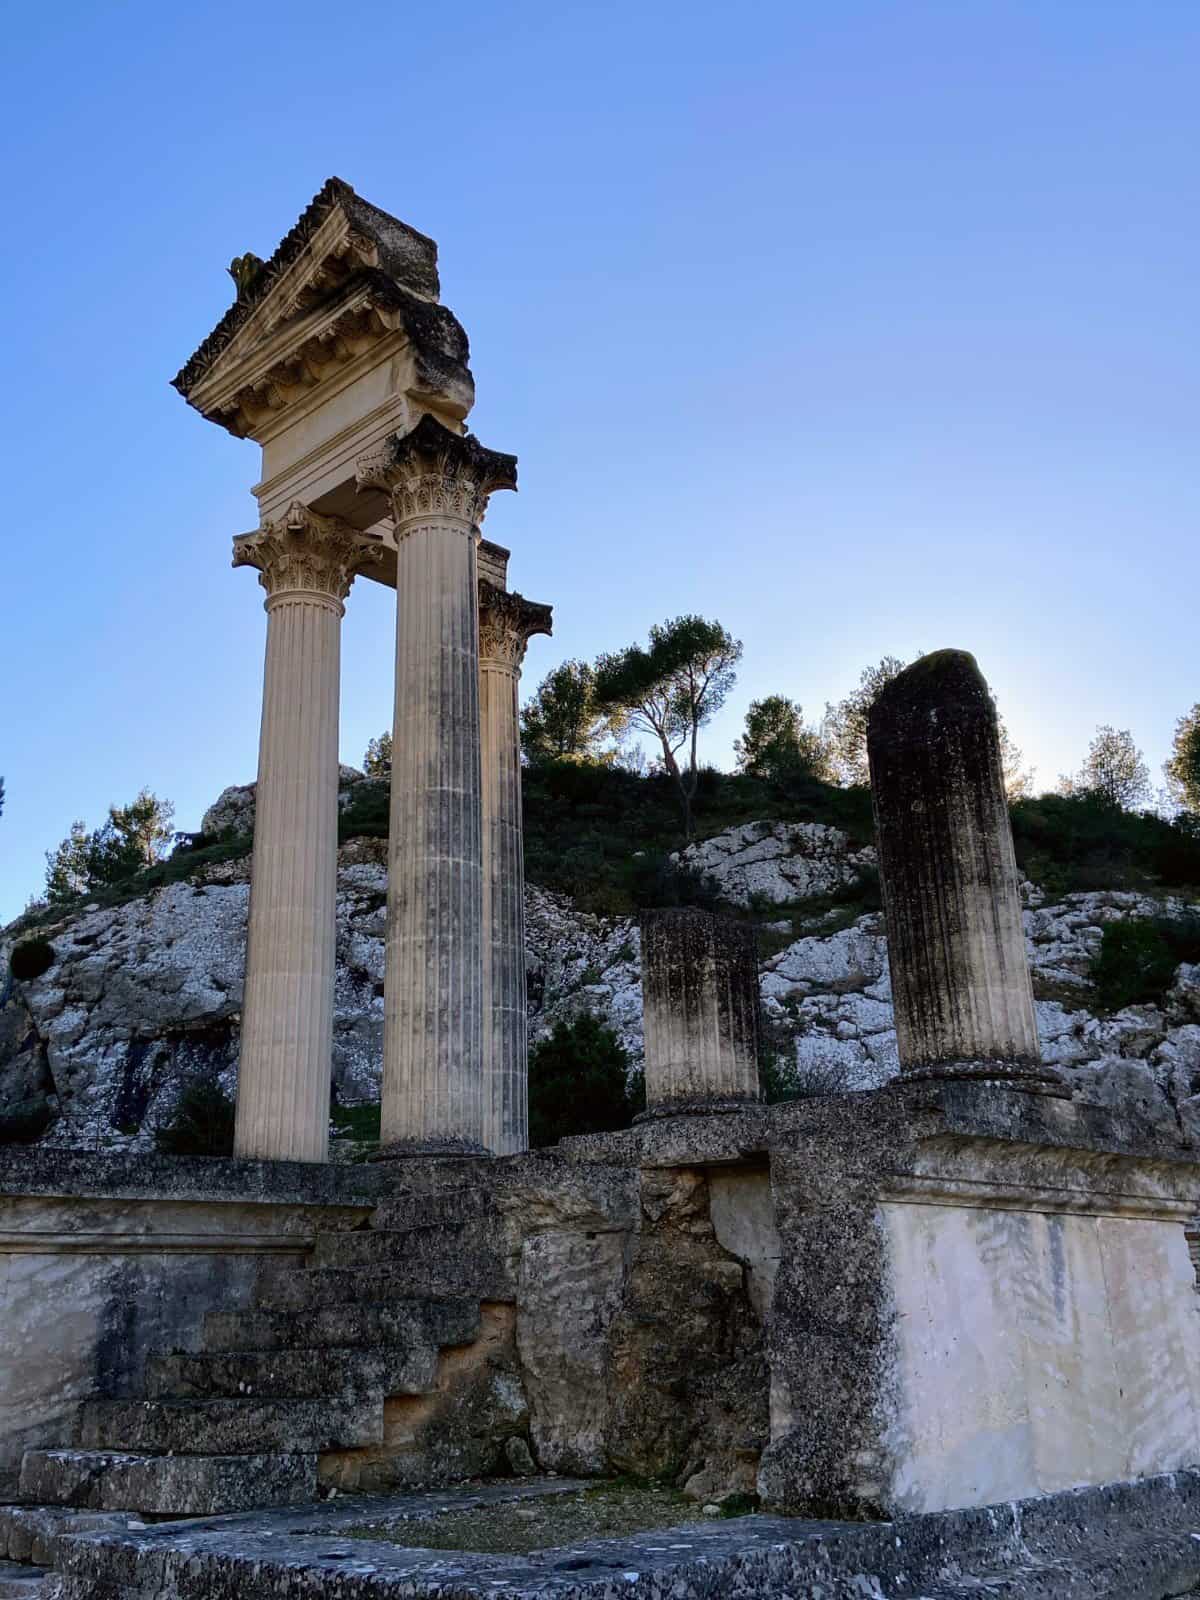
top-left (734, 695), bottom-right (833, 783)
top-left (520, 660), bottom-right (625, 765)
top-left (45, 791), bottom-right (175, 903)
top-left (1164, 705), bottom-right (1200, 814)
top-left (1059, 726), bottom-right (1152, 811)
top-left (363, 731), bottom-right (392, 778)
top-left (593, 615), bottom-right (742, 836)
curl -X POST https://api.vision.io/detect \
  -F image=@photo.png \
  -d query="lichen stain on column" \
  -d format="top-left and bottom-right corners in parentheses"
top-left (866, 649), bottom-right (1064, 1093)
top-left (639, 908), bottom-right (761, 1117)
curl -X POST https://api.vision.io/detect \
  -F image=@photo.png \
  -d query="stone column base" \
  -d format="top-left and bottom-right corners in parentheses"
top-left (634, 1093), bottom-right (760, 1123)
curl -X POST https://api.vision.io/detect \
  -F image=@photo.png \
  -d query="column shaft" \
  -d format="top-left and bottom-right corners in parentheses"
top-left (382, 522), bottom-right (485, 1151)
top-left (236, 591), bottom-right (342, 1161)
top-left (866, 649), bottom-right (1062, 1092)
top-left (640, 909), bottom-right (761, 1116)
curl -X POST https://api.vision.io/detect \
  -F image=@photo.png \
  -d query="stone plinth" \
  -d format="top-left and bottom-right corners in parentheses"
top-left (232, 506), bottom-right (379, 1162)
top-left (479, 583), bottom-right (552, 1156)
top-left (358, 415), bottom-right (517, 1155)
top-left (639, 909), bottom-right (761, 1116)
top-left (755, 1081), bottom-right (1200, 1518)
top-left (866, 650), bottom-right (1062, 1093)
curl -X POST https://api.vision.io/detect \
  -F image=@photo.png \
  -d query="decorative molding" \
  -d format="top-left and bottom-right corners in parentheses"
top-left (0, 1231), bottom-right (309, 1256)
top-left (478, 582), bottom-right (553, 668)
top-left (357, 413), bottom-right (517, 530)
top-left (232, 502), bottom-right (384, 601)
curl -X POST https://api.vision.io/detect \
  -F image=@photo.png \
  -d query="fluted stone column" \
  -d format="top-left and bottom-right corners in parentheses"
top-left (866, 649), bottom-right (1064, 1093)
top-left (232, 504), bottom-right (380, 1161)
top-left (358, 414), bottom-right (518, 1154)
top-left (479, 583), bottom-right (552, 1154)
top-left (639, 909), bottom-right (761, 1117)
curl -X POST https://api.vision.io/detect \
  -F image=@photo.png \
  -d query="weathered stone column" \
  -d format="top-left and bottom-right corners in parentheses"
top-left (479, 582), bottom-right (552, 1155)
top-left (866, 649), bottom-right (1063, 1092)
top-left (358, 414), bottom-right (517, 1153)
top-left (639, 908), bottom-right (761, 1116)
top-left (232, 504), bottom-right (379, 1161)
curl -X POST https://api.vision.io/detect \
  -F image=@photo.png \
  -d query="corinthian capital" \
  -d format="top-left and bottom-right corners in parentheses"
top-left (478, 581), bottom-right (553, 669)
top-left (356, 412), bottom-right (517, 531)
top-left (233, 502), bottom-right (384, 602)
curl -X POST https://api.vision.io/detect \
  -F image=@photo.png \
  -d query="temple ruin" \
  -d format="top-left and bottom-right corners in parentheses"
top-left (3, 181), bottom-right (1200, 1598)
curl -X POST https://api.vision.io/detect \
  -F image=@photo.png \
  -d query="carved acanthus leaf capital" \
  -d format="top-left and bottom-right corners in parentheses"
top-left (233, 501), bottom-right (384, 602)
top-left (478, 581), bottom-right (553, 668)
top-left (356, 412), bottom-right (517, 532)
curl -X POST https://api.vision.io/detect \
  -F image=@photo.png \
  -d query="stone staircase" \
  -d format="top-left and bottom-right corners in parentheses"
top-left (10, 1185), bottom-right (505, 1543)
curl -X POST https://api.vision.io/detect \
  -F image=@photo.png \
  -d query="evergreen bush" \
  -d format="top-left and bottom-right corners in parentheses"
top-left (154, 1075), bottom-right (236, 1158)
top-left (528, 1015), bottom-right (643, 1147)
top-left (9, 938), bottom-right (55, 982)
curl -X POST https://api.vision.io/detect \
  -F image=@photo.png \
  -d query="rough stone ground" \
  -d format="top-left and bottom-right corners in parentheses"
top-left (337, 1481), bottom-right (743, 1555)
top-left (38, 1470), bottom-right (1200, 1599)
top-left (2, 804), bottom-right (1199, 1151)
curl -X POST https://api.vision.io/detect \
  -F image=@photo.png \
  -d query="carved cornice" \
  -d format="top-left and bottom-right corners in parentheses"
top-left (232, 501), bottom-right (384, 602)
top-left (478, 581), bottom-right (553, 668)
top-left (173, 181), bottom-right (474, 440)
top-left (174, 178), bottom-right (438, 396)
top-left (357, 413), bottom-right (517, 530)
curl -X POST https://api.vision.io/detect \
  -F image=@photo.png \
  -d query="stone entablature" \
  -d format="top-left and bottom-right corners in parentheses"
top-left (173, 179), bottom-right (475, 538)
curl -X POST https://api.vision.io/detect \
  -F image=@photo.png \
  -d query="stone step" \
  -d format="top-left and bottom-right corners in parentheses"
top-left (257, 1254), bottom-right (489, 1305)
top-left (0, 1509), bottom-right (137, 1571)
top-left (370, 1185), bottom-right (493, 1230)
top-left (203, 1296), bottom-right (479, 1353)
top-left (0, 1562), bottom-right (49, 1599)
top-left (19, 1449), bottom-right (316, 1517)
top-left (144, 1344), bottom-right (437, 1400)
top-left (310, 1221), bottom-right (503, 1280)
top-left (76, 1396), bottom-right (380, 1455)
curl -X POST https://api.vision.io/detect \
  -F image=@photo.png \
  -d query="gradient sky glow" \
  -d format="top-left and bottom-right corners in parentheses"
top-left (2, 0), bottom-right (1197, 922)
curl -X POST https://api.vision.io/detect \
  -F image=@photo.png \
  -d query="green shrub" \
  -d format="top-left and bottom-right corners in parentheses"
top-left (1011, 794), bottom-right (1200, 895)
top-left (154, 1075), bottom-right (236, 1158)
top-left (1090, 915), bottom-right (1200, 1011)
top-left (528, 1015), bottom-right (643, 1147)
top-left (9, 938), bottom-right (55, 982)
top-left (331, 1101), bottom-right (382, 1144)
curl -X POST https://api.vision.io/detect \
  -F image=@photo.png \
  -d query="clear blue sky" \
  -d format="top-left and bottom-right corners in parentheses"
top-left (2, 1), bottom-right (1197, 924)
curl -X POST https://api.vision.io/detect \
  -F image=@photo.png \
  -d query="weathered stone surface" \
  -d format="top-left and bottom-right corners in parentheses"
top-left (76, 1396), bottom-right (382, 1454)
top-left (40, 1469), bottom-right (1200, 1600)
top-left (867, 650), bottom-right (1052, 1088)
top-left (672, 821), bottom-right (874, 908)
top-left (604, 1170), bottom-right (767, 1502)
top-left (19, 1448), bottom-right (317, 1516)
top-left (640, 910), bottom-right (760, 1113)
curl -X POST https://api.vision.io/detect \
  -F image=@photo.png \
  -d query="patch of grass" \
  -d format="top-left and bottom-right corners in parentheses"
top-left (339, 1479), bottom-right (748, 1555)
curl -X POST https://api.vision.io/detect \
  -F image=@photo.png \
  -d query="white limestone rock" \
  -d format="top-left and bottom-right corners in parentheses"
top-left (200, 768), bottom-right (368, 840)
top-left (4, 817), bottom-right (1200, 1150)
top-left (672, 821), bottom-right (875, 909)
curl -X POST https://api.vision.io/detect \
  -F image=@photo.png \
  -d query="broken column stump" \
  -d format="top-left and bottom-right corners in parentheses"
top-left (638, 908), bottom-right (761, 1117)
top-left (866, 649), bottom-right (1064, 1093)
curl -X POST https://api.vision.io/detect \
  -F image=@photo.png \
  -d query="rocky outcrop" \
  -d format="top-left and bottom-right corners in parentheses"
top-left (3, 813), bottom-right (1199, 1151)
top-left (673, 820), bottom-right (875, 908)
